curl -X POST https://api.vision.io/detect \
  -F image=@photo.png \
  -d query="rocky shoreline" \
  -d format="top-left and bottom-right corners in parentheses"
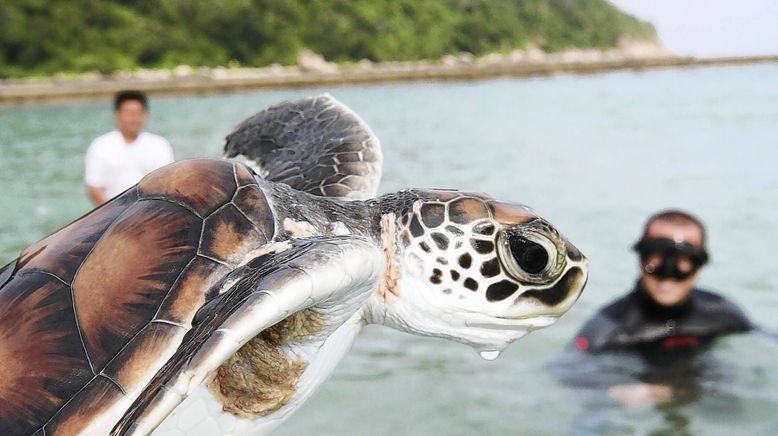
top-left (1, 43), bottom-right (776, 105)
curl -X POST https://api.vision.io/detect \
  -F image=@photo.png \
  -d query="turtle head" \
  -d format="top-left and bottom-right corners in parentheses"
top-left (369, 189), bottom-right (587, 355)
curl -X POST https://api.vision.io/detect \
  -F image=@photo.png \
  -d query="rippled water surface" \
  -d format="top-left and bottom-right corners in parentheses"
top-left (1, 64), bottom-right (777, 435)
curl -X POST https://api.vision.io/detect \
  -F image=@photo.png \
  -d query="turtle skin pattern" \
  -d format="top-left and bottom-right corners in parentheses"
top-left (0, 159), bottom-right (274, 436)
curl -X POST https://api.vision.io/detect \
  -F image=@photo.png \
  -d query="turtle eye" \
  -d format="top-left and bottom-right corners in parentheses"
top-left (497, 230), bottom-right (562, 284)
top-left (509, 237), bottom-right (548, 275)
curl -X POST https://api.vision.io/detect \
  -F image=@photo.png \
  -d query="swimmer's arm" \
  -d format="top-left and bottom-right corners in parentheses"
top-left (85, 142), bottom-right (109, 206)
top-left (87, 185), bottom-right (108, 206)
top-left (608, 383), bottom-right (673, 407)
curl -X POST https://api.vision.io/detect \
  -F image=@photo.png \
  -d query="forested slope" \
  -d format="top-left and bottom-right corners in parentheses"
top-left (0, 0), bottom-right (656, 77)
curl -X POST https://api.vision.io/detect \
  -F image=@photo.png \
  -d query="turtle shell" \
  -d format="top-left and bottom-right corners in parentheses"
top-left (0, 159), bottom-right (275, 435)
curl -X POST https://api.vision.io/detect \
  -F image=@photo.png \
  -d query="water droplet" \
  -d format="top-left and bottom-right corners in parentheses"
top-left (479, 350), bottom-right (501, 361)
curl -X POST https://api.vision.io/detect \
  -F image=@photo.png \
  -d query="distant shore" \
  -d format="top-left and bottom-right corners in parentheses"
top-left (1, 46), bottom-right (777, 106)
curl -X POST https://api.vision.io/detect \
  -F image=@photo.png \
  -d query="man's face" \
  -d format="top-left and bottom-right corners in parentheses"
top-left (639, 220), bottom-right (704, 307)
top-left (114, 99), bottom-right (147, 139)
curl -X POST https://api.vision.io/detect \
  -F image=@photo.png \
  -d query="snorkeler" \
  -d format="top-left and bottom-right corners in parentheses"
top-left (574, 209), bottom-right (752, 356)
top-left (565, 210), bottom-right (753, 407)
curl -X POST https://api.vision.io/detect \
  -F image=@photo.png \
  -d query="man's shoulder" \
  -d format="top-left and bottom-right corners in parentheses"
top-left (691, 288), bottom-right (752, 329)
top-left (138, 131), bottom-right (171, 147)
top-left (693, 288), bottom-right (741, 312)
top-left (575, 291), bottom-right (636, 351)
top-left (597, 291), bottom-right (637, 320)
top-left (89, 131), bottom-right (122, 149)
top-left (579, 293), bottom-right (635, 328)
top-left (693, 288), bottom-right (728, 302)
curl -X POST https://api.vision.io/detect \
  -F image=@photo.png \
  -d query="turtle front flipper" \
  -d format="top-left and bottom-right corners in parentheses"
top-left (223, 94), bottom-right (382, 200)
top-left (111, 236), bottom-right (383, 436)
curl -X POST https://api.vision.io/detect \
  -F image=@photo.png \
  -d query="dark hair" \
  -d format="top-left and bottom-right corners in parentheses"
top-left (114, 90), bottom-right (148, 111)
top-left (641, 209), bottom-right (707, 247)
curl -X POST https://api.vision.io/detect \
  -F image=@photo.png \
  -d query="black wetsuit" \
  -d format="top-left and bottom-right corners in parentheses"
top-left (551, 283), bottom-right (758, 414)
top-left (575, 282), bottom-right (752, 361)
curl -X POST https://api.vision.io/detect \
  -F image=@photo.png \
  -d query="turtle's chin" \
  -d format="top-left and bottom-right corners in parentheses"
top-left (459, 313), bottom-right (561, 353)
top-left (470, 314), bottom-right (559, 330)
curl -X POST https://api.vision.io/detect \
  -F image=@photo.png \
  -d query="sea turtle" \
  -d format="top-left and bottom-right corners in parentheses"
top-left (0, 94), bottom-right (588, 436)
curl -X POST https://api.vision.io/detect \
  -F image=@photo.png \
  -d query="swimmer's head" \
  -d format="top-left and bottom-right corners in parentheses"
top-left (634, 210), bottom-right (708, 307)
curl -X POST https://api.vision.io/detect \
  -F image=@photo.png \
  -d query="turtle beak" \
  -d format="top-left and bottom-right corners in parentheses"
top-left (551, 240), bottom-right (588, 314)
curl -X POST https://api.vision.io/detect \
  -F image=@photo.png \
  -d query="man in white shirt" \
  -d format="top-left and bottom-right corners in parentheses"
top-left (85, 90), bottom-right (174, 205)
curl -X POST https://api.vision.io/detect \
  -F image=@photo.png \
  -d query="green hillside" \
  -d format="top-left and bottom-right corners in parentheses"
top-left (0, 0), bottom-right (656, 78)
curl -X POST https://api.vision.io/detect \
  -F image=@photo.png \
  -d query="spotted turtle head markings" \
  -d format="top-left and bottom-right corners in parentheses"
top-left (390, 189), bottom-right (588, 348)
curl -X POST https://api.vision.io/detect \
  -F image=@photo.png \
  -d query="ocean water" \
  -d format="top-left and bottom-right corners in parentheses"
top-left (1, 64), bottom-right (777, 435)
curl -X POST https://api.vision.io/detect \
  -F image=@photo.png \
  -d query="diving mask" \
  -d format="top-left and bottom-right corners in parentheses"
top-left (633, 237), bottom-right (708, 281)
